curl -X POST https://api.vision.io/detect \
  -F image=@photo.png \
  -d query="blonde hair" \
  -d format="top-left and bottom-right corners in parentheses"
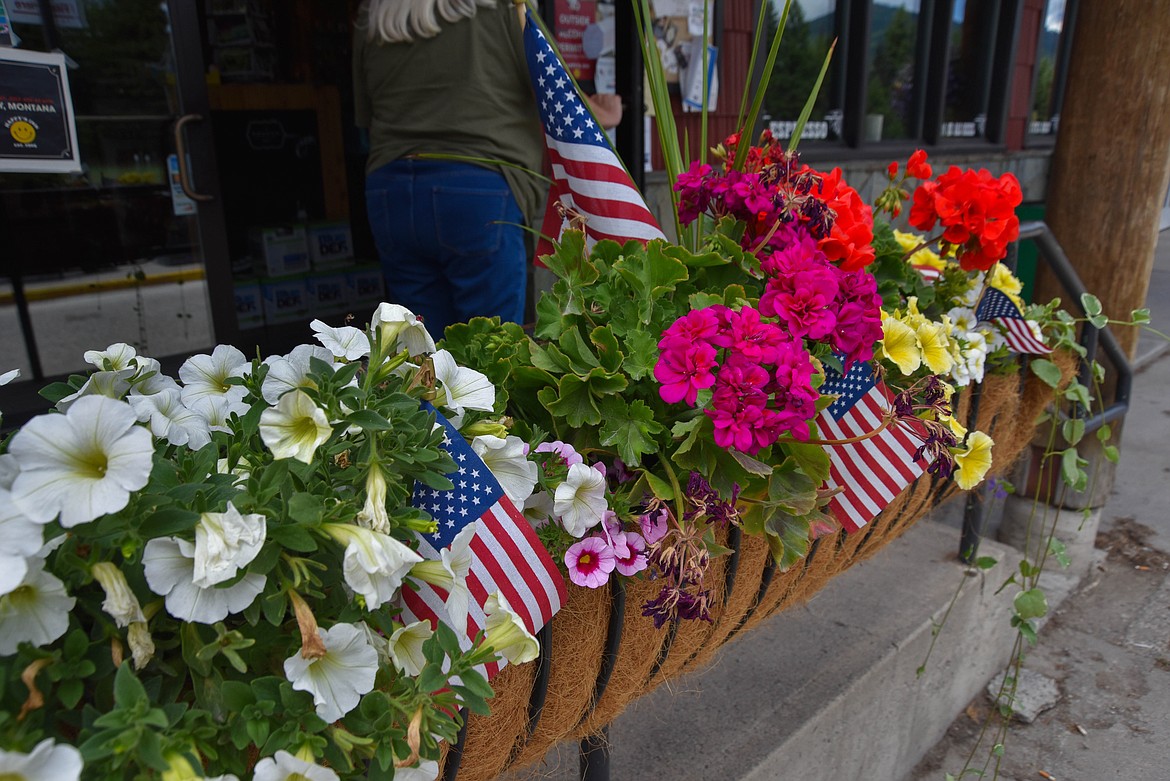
top-left (364, 0), bottom-right (497, 43)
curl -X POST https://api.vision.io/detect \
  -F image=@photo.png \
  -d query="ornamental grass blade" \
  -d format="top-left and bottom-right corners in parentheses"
top-left (787, 38), bottom-right (836, 153)
top-left (733, 0), bottom-right (793, 171)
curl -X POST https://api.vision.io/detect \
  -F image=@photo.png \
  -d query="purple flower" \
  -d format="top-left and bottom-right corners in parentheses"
top-left (640, 508), bottom-right (670, 544)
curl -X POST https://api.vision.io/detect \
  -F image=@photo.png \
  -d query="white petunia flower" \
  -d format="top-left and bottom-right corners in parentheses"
top-left (188, 393), bottom-right (249, 436)
top-left (259, 390), bottom-right (332, 464)
top-left (253, 750), bottom-right (339, 781)
top-left (387, 619), bottom-right (433, 677)
top-left (523, 490), bottom-right (554, 528)
top-left (142, 537), bottom-right (265, 624)
top-left (0, 559), bottom-right (76, 655)
top-left (90, 562), bottom-right (145, 627)
top-left (354, 467), bottom-right (390, 534)
top-left (472, 435), bottom-right (537, 505)
top-left (127, 356), bottom-right (180, 396)
top-left (311, 320), bottom-right (371, 361)
top-left (553, 463), bottom-right (608, 537)
top-left (192, 503), bottom-right (266, 588)
top-left (431, 350), bottom-right (495, 427)
top-left (395, 759), bottom-right (440, 781)
top-left (946, 306), bottom-right (979, 337)
top-left (83, 342), bottom-right (137, 371)
top-left (127, 621), bottom-right (155, 669)
top-left (0, 738), bottom-right (83, 781)
top-left (322, 523), bottom-right (422, 610)
top-left (261, 344), bottom-right (335, 405)
top-left (283, 622), bottom-right (378, 723)
top-left (407, 522), bottom-right (476, 631)
top-left (0, 489), bottom-right (43, 597)
top-left (55, 369), bottom-right (135, 411)
top-left (9, 396), bottom-right (154, 528)
top-left (483, 592), bottom-right (539, 665)
top-left (0, 368), bottom-right (19, 386)
top-left (129, 388), bottom-right (212, 449)
top-left (370, 302), bottom-right (436, 357)
top-left (178, 345), bottom-right (250, 407)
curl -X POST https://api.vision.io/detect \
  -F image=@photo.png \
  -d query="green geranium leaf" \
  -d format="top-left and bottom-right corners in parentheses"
top-left (559, 328), bottom-right (602, 372)
top-left (1029, 358), bottom-right (1064, 388)
top-left (642, 469), bottom-right (675, 501)
top-left (543, 230), bottom-right (599, 287)
top-left (764, 512), bottom-right (811, 572)
top-left (540, 377), bottom-right (599, 428)
top-left (599, 397), bottom-right (665, 467)
top-left (662, 243), bottom-right (732, 268)
top-left (688, 291), bottom-right (726, 310)
top-left (612, 241), bottom-right (689, 323)
top-left (767, 461), bottom-right (819, 516)
top-left (590, 326), bottom-right (624, 373)
top-left (534, 290), bottom-right (568, 340)
top-left (730, 448), bottom-right (773, 477)
top-left (783, 441), bottom-right (832, 485)
top-left (529, 343), bottom-right (574, 374)
top-left (621, 329), bottom-right (661, 381)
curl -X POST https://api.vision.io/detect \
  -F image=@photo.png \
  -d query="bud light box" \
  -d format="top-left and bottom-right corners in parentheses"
top-left (234, 282), bottom-right (264, 329)
top-left (261, 276), bottom-right (310, 325)
top-left (307, 222), bottom-right (354, 269)
top-left (250, 225), bottom-right (310, 278)
top-left (347, 265), bottom-right (385, 307)
top-left (307, 272), bottom-right (350, 315)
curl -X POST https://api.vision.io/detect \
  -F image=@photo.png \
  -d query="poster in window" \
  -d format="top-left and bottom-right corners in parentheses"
top-left (0, 48), bottom-right (81, 173)
top-left (553, 0), bottom-right (598, 81)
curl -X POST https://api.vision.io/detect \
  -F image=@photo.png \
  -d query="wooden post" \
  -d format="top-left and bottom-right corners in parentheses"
top-left (1043, 0), bottom-right (1170, 359)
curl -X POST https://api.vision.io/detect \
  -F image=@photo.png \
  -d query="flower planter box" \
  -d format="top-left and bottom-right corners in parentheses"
top-left (440, 365), bottom-right (1061, 781)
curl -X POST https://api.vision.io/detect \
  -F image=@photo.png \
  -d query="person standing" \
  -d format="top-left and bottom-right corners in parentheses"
top-left (353, 0), bottom-right (546, 340)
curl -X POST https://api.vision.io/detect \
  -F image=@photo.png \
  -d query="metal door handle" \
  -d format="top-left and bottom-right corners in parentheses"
top-left (173, 113), bottom-right (214, 202)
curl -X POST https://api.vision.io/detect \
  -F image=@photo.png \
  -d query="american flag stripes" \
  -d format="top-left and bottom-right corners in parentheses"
top-left (975, 286), bottom-right (1051, 355)
top-left (401, 405), bottom-right (566, 679)
top-left (816, 362), bottom-right (927, 533)
top-left (912, 263), bottom-right (942, 284)
top-left (523, 10), bottom-right (665, 258)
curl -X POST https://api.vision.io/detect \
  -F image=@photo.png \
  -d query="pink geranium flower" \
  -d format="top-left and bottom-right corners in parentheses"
top-left (564, 537), bottom-right (616, 589)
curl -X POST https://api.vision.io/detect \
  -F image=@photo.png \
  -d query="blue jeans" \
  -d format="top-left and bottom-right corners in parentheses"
top-left (365, 159), bottom-right (527, 340)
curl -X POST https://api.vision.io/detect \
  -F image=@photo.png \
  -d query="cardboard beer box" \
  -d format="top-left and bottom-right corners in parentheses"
top-left (261, 275), bottom-right (310, 325)
top-left (307, 222), bottom-right (354, 269)
top-left (233, 281), bottom-right (264, 329)
top-left (251, 225), bottom-right (310, 278)
top-left (306, 272), bottom-right (351, 316)
top-left (347, 265), bottom-right (385, 308)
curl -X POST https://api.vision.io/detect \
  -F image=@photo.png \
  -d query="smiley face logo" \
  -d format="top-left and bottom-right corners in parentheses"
top-left (9, 120), bottom-right (37, 144)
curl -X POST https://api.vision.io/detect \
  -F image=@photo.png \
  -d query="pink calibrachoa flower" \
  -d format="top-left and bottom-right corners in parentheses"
top-left (640, 508), bottom-right (670, 544)
top-left (534, 440), bottom-right (584, 467)
top-left (613, 531), bottom-right (648, 576)
top-left (565, 536), bottom-right (616, 589)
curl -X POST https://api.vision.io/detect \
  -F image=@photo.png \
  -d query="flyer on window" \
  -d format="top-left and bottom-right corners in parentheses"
top-left (0, 47), bottom-right (81, 173)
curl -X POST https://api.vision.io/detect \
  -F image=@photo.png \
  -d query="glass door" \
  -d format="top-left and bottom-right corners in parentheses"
top-left (0, 0), bottom-right (234, 387)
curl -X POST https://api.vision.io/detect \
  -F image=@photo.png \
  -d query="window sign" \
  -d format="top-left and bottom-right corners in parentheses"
top-left (8, 0), bottom-right (87, 29)
top-left (0, 0), bottom-right (15, 46)
top-left (0, 48), bottom-right (81, 173)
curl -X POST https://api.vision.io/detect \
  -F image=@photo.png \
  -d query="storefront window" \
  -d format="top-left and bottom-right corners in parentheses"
top-left (762, 0), bottom-right (841, 145)
top-left (1028, 0), bottom-right (1066, 137)
top-left (940, 0), bottom-right (996, 140)
top-left (865, 0), bottom-right (921, 142)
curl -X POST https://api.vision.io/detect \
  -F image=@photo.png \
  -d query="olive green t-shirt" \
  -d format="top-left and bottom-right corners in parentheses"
top-left (353, 1), bottom-right (548, 230)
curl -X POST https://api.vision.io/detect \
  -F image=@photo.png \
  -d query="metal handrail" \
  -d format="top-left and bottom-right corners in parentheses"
top-left (958, 220), bottom-right (1134, 563)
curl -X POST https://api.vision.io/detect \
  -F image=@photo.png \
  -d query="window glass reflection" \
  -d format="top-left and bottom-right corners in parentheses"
top-left (762, 0), bottom-right (841, 144)
top-left (941, 0), bottom-right (995, 140)
top-left (866, 0), bottom-right (920, 142)
top-left (1029, 0), bottom-right (1065, 136)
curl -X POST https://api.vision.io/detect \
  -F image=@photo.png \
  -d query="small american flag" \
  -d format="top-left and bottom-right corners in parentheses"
top-left (976, 286), bottom-right (1051, 354)
top-left (401, 405), bottom-right (566, 679)
top-left (523, 10), bottom-right (665, 258)
top-left (816, 362), bottom-right (926, 533)
top-left (912, 263), bottom-right (942, 284)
